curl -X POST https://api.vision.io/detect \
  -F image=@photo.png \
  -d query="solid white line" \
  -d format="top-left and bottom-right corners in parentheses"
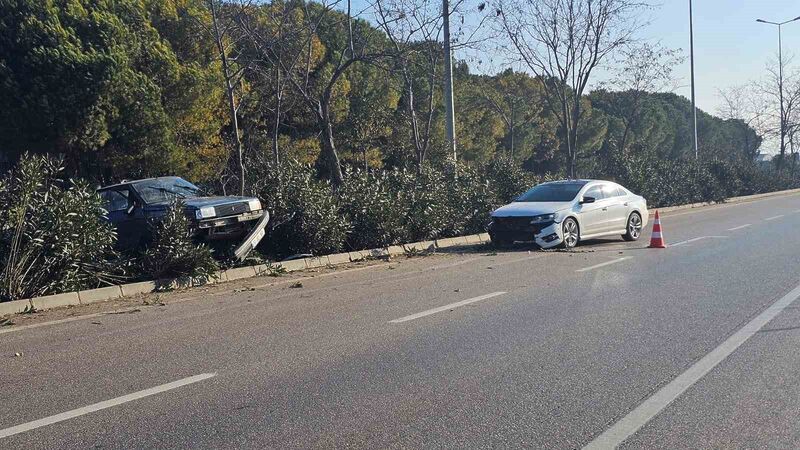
top-left (583, 282), bottom-right (800, 450)
top-left (0, 373), bottom-right (216, 439)
top-left (764, 215), bottom-right (785, 221)
top-left (389, 292), bottom-right (507, 323)
top-left (575, 257), bottom-right (632, 273)
top-left (727, 224), bottom-right (752, 231)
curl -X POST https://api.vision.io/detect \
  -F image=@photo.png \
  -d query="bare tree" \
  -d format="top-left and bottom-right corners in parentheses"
top-left (603, 42), bottom-right (683, 156)
top-left (206, 0), bottom-right (250, 195)
top-left (372, 0), bottom-right (489, 167)
top-left (234, 1), bottom-right (304, 166)
top-left (717, 84), bottom-right (769, 159)
top-left (752, 56), bottom-right (800, 171)
top-left (496, 0), bottom-right (646, 177)
top-left (265, 0), bottom-right (387, 186)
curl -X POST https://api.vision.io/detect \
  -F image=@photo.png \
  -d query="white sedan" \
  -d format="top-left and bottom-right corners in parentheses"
top-left (488, 180), bottom-right (649, 249)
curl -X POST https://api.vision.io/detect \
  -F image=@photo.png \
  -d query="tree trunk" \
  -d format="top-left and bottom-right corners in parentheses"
top-left (225, 85), bottom-right (245, 196)
top-left (509, 122), bottom-right (515, 158)
top-left (209, 0), bottom-right (245, 195)
top-left (272, 66), bottom-right (282, 165)
top-left (318, 101), bottom-right (344, 187)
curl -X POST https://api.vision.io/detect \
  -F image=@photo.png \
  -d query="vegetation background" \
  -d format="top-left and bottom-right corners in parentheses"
top-left (0, 0), bottom-right (797, 301)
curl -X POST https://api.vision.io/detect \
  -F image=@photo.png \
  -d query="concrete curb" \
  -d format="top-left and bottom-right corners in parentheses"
top-left (2, 187), bottom-right (797, 317)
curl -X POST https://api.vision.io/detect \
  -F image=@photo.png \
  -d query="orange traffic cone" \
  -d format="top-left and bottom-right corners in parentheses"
top-left (649, 210), bottom-right (666, 248)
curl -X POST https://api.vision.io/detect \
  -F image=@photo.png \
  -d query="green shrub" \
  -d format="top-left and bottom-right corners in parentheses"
top-left (249, 159), bottom-right (350, 257)
top-left (338, 169), bottom-right (410, 249)
top-left (138, 201), bottom-right (218, 281)
top-left (0, 154), bottom-right (119, 301)
top-left (485, 155), bottom-right (539, 203)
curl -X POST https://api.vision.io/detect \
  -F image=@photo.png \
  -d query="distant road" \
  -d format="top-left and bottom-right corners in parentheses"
top-left (3, 192), bottom-right (800, 449)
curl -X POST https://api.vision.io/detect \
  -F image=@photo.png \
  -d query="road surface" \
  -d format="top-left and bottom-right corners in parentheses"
top-left (2, 192), bottom-right (800, 449)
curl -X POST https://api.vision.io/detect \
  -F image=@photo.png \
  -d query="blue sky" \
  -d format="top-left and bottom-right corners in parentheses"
top-left (644, 0), bottom-right (799, 115)
top-left (355, 0), bottom-right (799, 117)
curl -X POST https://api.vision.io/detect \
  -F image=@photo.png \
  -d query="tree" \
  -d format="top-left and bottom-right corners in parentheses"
top-left (206, 0), bottom-right (249, 195)
top-left (754, 57), bottom-right (800, 171)
top-left (602, 42), bottom-right (683, 156)
top-left (468, 69), bottom-right (546, 158)
top-left (496, 0), bottom-right (645, 177)
top-left (717, 84), bottom-right (768, 160)
top-left (275, 0), bottom-right (388, 186)
top-left (0, 0), bottom-right (227, 182)
top-left (372, 0), bottom-right (488, 168)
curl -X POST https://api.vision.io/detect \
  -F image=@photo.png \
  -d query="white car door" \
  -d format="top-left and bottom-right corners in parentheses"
top-left (577, 185), bottom-right (607, 236)
top-left (601, 184), bottom-right (629, 233)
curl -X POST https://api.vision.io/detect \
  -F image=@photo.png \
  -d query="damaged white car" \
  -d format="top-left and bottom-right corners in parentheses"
top-left (488, 180), bottom-right (648, 249)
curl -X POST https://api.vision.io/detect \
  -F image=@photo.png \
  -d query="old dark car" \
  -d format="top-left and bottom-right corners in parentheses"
top-left (97, 177), bottom-right (269, 260)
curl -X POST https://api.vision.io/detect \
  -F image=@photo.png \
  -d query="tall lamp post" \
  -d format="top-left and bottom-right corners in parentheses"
top-left (442, 0), bottom-right (457, 165)
top-left (757, 16), bottom-right (800, 168)
top-left (689, 0), bottom-right (698, 159)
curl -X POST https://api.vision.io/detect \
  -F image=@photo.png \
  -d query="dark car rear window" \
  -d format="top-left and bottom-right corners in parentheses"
top-left (515, 182), bottom-right (586, 202)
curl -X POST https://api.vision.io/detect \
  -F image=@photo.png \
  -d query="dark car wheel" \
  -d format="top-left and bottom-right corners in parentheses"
top-left (622, 212), bottom-right (642, 242)
top-left (562, 218), bottom-right (579, 249)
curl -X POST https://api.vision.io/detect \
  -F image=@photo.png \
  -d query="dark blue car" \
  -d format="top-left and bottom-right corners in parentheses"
top-left (98, 177), bottom-right (269, 260)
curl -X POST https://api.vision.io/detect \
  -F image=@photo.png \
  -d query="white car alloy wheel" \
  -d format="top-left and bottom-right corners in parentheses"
top-left (562, 218), bottom-right (579, 249)
top-left (623, 212), bottom-right (642, 241)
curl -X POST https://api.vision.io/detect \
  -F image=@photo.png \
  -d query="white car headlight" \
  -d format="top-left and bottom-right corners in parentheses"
top-left (195, 206), bottom-right (216, 220)
top-left (247, 199), bottom-right (262, 212)
top-left (530, 213), bottom-right (556, 224)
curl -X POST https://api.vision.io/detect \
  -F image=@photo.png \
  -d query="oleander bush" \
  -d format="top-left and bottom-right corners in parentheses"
top-left (605, 154), bottom-right (797, 208)
top-left (249, 159), bottom-right (351, 258)
top-left (137, 201), bottom-right (219, 282)
top-left (0, 154), bottom-right (119, 301)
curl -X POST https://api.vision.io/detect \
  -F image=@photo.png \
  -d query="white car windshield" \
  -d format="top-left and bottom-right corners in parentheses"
top-left (515, 182), bottom-right (586, 202)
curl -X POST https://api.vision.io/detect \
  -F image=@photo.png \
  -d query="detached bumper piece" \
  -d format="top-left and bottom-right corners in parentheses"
top-left (233, 211), bottom-right (270, 261)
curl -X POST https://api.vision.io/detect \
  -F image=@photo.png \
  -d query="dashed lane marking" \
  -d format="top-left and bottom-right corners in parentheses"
top-left (389, 292), bottom-right (507, 323)
top-left (575, 257), bottom-right (632, 273)
top-left (0, 373), bottom-right (216, 439)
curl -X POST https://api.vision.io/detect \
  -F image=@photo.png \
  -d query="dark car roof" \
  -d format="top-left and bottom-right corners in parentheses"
top-left (97, 176), bottom-right (183, 192)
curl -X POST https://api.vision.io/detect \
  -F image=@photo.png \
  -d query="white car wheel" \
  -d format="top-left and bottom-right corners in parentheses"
top-left (623, 212), bottom-right (642, 242)
top-left (562, 218), bottom-right (579, 249)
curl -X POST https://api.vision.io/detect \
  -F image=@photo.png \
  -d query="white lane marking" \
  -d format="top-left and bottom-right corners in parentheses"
top-left (389, 292), bottom-right (507, 323)
top-left (0, 373), bottom-right (216, 439)
top-left (671, 236), bottom-right (729, 247)
top-left (764, 215), bottom-right (785, 221)
top-left (575, 257), bottom-right (632, 273)
top-left (727, 224), bottom-right (752, 231)
top-left (583, 282), bottom-right (800, 450)
top-left (671, 237), bottom-right (703, 247)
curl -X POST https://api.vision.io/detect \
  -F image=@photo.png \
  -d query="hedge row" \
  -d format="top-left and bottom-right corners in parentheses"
top-left (0, 153), bottom-right (795, 301)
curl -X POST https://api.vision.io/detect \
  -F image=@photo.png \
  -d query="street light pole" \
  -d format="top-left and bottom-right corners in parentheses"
top-left (689, 0), bottom-right (699, 160)
top-left (757, 16), bottom-right (800, 169)
top-left (442, 0), bottom-right (457, 166)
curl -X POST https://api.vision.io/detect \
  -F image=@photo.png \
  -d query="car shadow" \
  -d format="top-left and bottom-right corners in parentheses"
top-left (436, 238), bottom-right (651, 256)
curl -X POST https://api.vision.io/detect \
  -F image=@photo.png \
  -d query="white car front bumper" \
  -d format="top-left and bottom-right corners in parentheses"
top-left (534, 222), bottom-right (563, 249)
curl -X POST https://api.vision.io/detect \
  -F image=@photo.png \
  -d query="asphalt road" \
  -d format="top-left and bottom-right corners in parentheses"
top-left (2, 192), bottom-right (800, 449)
